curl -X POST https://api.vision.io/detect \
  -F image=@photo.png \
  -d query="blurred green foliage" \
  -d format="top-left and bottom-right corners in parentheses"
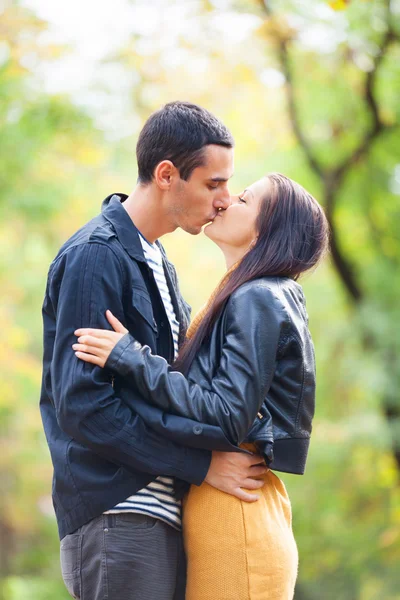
top-left (1, 1), bottom-right (399, 599)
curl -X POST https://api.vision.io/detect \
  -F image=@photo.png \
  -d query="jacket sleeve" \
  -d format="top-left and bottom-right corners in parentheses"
top-left (105, 284), bottom-right (283, 445)
top-left (47, 242), bottom-right (210, 485)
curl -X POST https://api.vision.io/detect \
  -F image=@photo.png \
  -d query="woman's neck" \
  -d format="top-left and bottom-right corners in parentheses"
top-left (220, 245), bottom-right (247, 270)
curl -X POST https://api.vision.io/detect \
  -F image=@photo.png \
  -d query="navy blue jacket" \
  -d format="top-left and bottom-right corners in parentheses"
top-left (40, 194), bottom-right (236, 540)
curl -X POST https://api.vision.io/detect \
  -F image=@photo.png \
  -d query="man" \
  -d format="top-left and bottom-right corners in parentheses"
top-left (40, 101), bottom-right (267, 600)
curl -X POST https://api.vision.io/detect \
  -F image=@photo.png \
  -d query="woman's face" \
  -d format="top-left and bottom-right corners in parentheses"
top-left (204, 176), bottom-right (270, 250)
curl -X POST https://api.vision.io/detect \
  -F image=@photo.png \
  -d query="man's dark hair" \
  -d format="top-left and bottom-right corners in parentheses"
top-left (136, 101), bottom-right (234, 184)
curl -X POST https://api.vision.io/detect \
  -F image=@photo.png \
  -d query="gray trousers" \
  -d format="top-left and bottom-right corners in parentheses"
top-left (60, 513), bottom-right (186, 600)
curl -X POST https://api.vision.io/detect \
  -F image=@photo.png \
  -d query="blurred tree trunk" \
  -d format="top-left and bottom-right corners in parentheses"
top-left (258, 0), bottom-right (400, 470)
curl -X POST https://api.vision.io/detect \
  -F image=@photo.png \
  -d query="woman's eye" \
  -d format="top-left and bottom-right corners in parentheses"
top-left (238, 196), bottom-right (246, 203)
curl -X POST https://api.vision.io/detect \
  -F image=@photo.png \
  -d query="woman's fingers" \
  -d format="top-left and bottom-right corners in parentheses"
top-left (73, 343), bottom-right (104, 357)
top-left (76, 335), bottom-right (105, 348)
top-left (74, 327), bottom-right (111, 338)
top-left (75, 351), bottom-right (105, 368)
top-left (73, 324), bottom-right (125, 369)
top-left (106, 310), bottom-right (128, 334)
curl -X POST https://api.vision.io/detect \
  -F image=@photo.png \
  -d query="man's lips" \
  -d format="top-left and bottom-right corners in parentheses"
top-left (204, 213), bottom-right (217, 223)
top-left (203, 211), bottom-right (223, 226)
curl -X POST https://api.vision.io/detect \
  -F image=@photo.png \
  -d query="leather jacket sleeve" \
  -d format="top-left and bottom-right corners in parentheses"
top-left (105, 284), bottom-right (284, 445)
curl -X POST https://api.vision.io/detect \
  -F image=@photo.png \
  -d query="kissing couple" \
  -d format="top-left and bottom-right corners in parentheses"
top-left (41, 101), bottom-right (329, 600)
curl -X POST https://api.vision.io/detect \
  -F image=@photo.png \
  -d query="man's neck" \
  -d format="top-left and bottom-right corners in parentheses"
top-left (122, 184), bottom-right (175, 244)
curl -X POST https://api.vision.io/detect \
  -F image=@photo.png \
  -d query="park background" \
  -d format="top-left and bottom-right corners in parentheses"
top-left (1, 0), bottom-right (399, 598)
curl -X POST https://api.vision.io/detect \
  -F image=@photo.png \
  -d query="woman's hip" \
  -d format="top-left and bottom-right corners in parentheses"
top-left (183, 472), bottom-right (298, 600)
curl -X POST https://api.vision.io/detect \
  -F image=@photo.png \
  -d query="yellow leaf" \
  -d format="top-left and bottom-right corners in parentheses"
top-left (329, 0), bottom-right (350, 10)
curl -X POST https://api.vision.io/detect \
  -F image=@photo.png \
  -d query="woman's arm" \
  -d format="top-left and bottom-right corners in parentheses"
top-left (75, 285), bottom-right (283, 445)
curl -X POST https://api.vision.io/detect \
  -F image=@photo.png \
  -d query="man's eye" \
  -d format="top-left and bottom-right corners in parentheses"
top-left (208, 184), bottom-right (218, 190)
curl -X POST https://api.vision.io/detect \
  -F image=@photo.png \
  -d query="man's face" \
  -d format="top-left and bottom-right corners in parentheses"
top-left (166, 145), bottom-right (234, 235)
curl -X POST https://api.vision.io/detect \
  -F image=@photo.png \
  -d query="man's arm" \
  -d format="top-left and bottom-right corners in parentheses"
top-left (48, 241), bottom-right (210, 485)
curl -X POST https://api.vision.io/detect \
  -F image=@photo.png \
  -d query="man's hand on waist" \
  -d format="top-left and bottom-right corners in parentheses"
top-left (204, 451), bottom-right (267, 503)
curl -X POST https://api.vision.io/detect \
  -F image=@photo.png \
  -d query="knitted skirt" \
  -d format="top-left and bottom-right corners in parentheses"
top-left (183, 449), bottom-right (298, 600)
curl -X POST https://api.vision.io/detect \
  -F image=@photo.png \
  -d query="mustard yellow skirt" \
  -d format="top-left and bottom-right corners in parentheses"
top-left (183, 450), bottom-right (298, 600)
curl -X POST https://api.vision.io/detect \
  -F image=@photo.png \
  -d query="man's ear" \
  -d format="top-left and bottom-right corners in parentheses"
top-left (154, 160), bottom-right (178, 190)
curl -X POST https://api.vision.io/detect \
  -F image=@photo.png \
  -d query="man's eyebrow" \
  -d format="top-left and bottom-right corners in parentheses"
top-left (209, 174), bottom-right (234, 182)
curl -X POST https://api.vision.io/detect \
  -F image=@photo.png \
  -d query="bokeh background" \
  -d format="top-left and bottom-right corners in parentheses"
top-left (1, 0), bottom-right (400, 598)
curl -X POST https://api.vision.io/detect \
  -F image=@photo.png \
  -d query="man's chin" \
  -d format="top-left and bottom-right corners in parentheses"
top-left (181, 223), bottom-right (203, 236)
top-left (181, 219), bottom-right (216, 236)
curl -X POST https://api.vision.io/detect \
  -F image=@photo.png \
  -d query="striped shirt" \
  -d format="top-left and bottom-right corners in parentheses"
top-left (105, 234), bottom-right (181, 530)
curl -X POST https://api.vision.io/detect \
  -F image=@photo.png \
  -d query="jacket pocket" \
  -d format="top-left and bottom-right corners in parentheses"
top-left (128, 287), bottom-right (158, 333)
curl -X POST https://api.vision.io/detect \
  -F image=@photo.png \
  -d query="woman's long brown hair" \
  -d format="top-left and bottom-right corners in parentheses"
top-left (173, 173), bottom-right (330, 375)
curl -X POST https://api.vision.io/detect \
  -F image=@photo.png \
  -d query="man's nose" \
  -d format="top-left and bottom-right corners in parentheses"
top-left (213, 190), bottom-right (231, 210)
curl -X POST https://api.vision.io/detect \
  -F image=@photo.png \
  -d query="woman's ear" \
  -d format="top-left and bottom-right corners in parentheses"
top-left (248, 237), bottom-right (258, 250)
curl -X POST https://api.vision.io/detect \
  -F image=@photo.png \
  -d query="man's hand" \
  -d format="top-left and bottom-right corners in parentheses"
top-left (205, 451), bottom-right (268, 502)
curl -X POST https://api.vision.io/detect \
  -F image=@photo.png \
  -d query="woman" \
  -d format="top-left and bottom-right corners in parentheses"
top-left (73, 173), bottom-right (329, 600)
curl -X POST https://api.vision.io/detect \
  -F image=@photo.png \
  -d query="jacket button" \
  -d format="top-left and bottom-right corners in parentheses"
top-left (193, 425), bottom-right (203, 435)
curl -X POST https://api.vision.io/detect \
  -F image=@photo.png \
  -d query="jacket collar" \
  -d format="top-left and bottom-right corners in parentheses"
top-left (101, 193), bottom-right (167, 262)
top-left (101, 194), bottom-right (180, 317)
top-left (101, 193), bottom-right (147, 262)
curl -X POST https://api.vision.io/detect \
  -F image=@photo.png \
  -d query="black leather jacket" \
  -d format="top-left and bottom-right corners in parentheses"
top-left (106, 277), bottom-right (316, 475)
